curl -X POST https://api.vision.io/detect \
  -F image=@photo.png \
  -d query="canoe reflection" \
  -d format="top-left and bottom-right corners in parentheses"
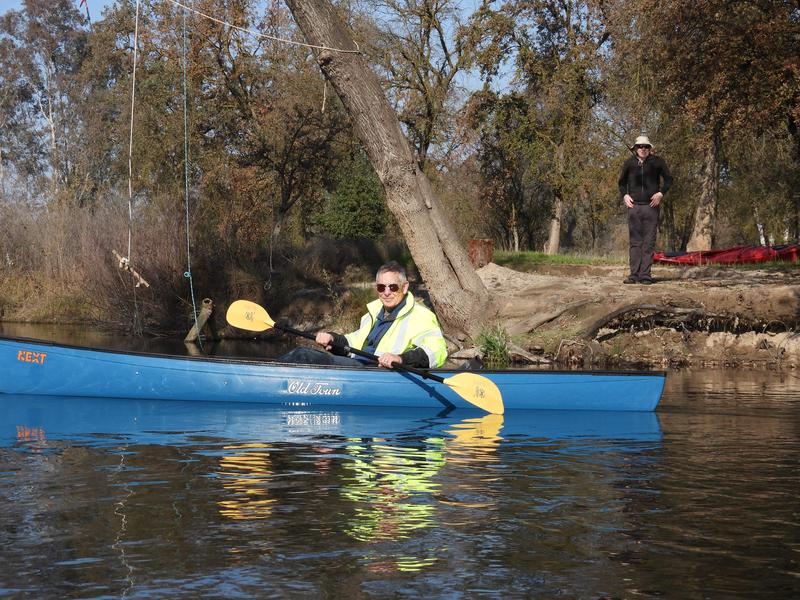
top-left (0, 396), bottom-right (660, 449)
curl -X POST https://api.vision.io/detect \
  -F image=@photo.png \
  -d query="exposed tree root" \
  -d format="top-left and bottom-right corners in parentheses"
top-left (582, 303), bottom-right (794, 340)
top-left (517, 299), bottom-right (594, 334)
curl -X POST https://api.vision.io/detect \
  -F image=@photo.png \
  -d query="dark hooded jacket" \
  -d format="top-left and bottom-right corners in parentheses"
top-left (618, 154), bottom-right (673, 205)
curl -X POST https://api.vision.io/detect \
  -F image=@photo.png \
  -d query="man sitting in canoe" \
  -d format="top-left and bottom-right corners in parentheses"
top-left (278, 261), bottom-right (447, 369)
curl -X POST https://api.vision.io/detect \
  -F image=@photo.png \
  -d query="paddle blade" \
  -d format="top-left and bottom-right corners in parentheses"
top-left (226, 300), bottom-right (275, 332)
top-left (444, 372), bottom-right (504, 415)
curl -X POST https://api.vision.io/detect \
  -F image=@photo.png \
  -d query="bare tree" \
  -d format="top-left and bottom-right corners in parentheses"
top-left (366, 0), bottom-right (472, 170)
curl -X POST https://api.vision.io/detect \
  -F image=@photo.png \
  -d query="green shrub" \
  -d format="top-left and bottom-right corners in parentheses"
top-left (477, 325), bottom-right (511, 368)
top-left (314, 153), bottom-right (388, 240)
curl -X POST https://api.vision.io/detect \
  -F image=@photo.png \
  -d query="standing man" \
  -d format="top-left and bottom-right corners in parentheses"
top-left (618, 135), bottom-right (673, 284)
top-left (278, 261), bottom-right (448, 368)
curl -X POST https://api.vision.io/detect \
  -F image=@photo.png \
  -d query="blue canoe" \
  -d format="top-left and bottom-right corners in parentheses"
top-left (0, 335), bottom-right (664, 412)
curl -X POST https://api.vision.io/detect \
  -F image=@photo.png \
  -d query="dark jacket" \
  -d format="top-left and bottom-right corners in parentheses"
top-left (618, 154), bottom-right (673, 205)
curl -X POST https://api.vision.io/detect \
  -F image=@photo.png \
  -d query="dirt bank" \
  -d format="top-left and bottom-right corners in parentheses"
top-left (475, 262), bottom-right (800, 368)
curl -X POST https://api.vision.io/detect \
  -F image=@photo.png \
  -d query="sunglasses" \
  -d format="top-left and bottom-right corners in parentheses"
top-left (635, 145), bottom-right (651, 150)
top-left (376, 283), bottom-right (401, 293)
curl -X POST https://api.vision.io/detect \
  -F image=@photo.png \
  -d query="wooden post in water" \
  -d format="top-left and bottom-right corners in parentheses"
top-left (184, 298), bottom-right (215, 343)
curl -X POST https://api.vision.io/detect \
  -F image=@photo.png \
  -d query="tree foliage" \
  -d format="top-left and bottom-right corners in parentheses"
top-left (314, 151), bottom-right (388, 239)
top-left (0, 0), bottom-right (798, 328)
top-left (610, 0), bottom-right (800, 247)
top-left (468, 0), bottom-right (610, 252)
top-left (0, 0), bottom-right (91, 203)
top-left (359, 0), bottom-right (473, 169)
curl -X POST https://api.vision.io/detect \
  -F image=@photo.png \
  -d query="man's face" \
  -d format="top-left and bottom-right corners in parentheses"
top-left (375, 272), bottom-right (409, 311)
top-left (635, 144), bottom-right (651, 159)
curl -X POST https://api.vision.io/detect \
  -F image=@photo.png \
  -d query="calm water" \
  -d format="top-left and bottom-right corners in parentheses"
top-left (0, 326), bottom-right (799, 598)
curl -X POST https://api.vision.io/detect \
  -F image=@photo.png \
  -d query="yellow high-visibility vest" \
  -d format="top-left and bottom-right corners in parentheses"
top-left (345, 293), bottom-right (448, 368)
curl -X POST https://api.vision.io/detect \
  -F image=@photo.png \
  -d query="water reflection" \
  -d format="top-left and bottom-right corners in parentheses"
top-left (336, 413), bottom-right (505, 573)
top-left (341, 437), bottom-right (444, 542)
top-left (445, 414), bottom-right (504, 462)
top-left (217, 443), bottom-right (276, 521)
top-left (0, 393), bottom-right (678, 597)
top-left (16, 425), bottom-right (46, 443)
top-left (437, 414), bottom-right (504, 514)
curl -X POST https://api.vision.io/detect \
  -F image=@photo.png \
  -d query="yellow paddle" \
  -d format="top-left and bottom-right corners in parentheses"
top-left (226, 299), bottom-right (504, 415)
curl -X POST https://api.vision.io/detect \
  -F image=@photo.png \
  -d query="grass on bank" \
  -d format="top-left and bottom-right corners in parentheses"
top-left (713, 260), bottom-right (800, 271)
top-left (494, 250), bottom-right (798, 272)
top-left (476, 325), bottom-right (512, 368)
top-left (493, 251), bottom-right (624, 270)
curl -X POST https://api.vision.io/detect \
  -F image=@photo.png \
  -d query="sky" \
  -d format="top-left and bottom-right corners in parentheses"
top-left (0, 0), bottom-right (510, 93)
top-left (0, 0), bottom-right (109, 19)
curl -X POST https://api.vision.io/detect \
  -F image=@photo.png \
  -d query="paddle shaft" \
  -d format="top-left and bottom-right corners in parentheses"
top-left (274, 322), bottom-right (446, 384)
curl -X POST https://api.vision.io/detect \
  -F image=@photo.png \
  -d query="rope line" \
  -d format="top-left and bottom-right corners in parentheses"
top-left (126, 0), bottom-right (141, 262)
top-left (181, 1), bottom-right (202, 347)
top-left (163, 0), bottom-right (360, 54)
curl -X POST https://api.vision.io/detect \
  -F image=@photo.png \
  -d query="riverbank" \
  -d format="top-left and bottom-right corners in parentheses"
top-left (3, 257), bottom-right (799, 369)
top-left (477, 261), bottom-right (800, 368)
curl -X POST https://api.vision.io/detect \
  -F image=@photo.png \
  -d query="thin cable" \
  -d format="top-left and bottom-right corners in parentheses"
top-left (182, 1), bottom-right (202, 348)
top-left (127, 0), bottom-right (142, 335)
top-left (163, 0), bottom-right (360, 54)
top-left (127, 1), bottom-right (141, 262)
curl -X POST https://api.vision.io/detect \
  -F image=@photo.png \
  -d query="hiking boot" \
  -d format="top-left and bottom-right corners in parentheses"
top-left (623, 276), bottom-right (638, 284)
top-left (640, 277), bottom-right (655, 285)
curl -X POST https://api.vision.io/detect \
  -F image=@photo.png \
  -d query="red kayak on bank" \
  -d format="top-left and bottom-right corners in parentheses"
top-left (653, 244), bottom-right (800, 265)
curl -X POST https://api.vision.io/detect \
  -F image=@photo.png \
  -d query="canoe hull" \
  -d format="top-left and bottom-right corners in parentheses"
top-left (1, 336), bottom-right (664, 411)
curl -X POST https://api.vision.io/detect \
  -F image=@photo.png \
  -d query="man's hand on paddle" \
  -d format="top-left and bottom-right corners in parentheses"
top-left (315, 331), bottom-right (334, 351)
top-left (378, 352), bottom-right (402, 368)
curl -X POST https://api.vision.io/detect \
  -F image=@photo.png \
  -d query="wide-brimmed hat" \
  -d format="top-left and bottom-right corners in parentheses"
top-left (630, 135), bottom-right (652, 150)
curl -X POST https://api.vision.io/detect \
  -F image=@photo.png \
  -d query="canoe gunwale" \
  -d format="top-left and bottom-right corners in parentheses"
top-left (0, 334), bottom-right (666, 379)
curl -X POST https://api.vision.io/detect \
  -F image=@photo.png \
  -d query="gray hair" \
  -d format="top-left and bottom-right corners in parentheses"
top-left (376, 261), bottom-right (407, 284)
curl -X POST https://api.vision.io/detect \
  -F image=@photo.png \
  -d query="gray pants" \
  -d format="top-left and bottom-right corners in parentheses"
top-left (628, 204), bottom-right (659, 280)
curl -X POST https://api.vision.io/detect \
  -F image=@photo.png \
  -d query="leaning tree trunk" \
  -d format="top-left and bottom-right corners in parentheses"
top-left (284, 0), bottom-right (489, 339)
top-left (686, 137), bottom-right (719, 251)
